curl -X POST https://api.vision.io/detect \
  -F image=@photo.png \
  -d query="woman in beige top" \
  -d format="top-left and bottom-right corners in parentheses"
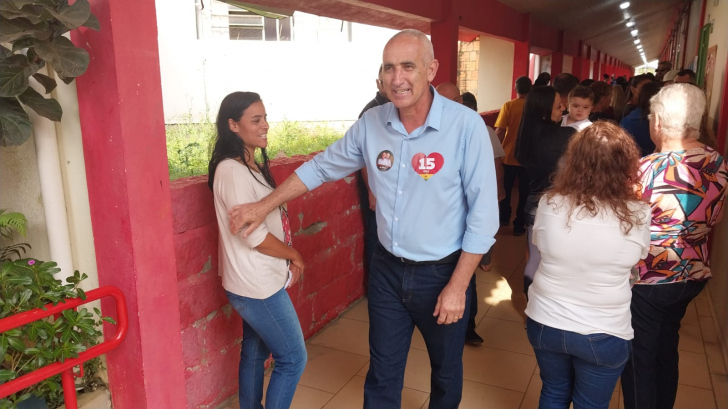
top-left (208, 92), bottom-right (307, 409)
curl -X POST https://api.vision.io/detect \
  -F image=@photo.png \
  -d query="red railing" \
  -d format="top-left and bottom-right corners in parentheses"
top-left (0, 286), bottom-right (128, 409)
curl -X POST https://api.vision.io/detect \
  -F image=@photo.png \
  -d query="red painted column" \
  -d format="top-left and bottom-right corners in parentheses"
top-left (70, 1), bottom-right (188, 408)
top-left (513, 40), bottom-right (530, 98)
top-left (595, 51), bottom-right (602, 81)
top-left (582, 45), bottom-right (592, 80)
top-left (431, 1), bottom-right (458, 85)
top-left (717, 52), bottom-right (728, 154)
top-left (551, 52), bottom-right (564, 76)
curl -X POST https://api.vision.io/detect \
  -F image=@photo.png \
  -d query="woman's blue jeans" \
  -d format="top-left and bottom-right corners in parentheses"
top-left (226, 288), bottom-right (307, 409)
top-left (527, 318), bottom-right (630, 409)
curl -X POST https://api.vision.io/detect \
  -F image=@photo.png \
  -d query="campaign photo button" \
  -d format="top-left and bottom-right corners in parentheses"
top-left (376, 150), bottom-right (394, 171)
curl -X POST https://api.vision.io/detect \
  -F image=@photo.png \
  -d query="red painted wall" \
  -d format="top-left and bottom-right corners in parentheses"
top-left (171, 154), bottom-right (366, 409)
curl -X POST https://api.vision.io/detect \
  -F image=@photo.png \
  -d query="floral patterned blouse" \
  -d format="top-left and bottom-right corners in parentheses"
top-left (636, 146), bottom-right (728, 284)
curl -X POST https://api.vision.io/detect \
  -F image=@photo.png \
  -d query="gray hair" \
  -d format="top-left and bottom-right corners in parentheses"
top-left (650, 83), bottom-right (706, 139)
top-left (387, 29), bottom-right (435, 63)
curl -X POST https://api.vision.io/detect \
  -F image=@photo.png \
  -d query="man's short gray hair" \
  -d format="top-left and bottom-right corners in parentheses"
top-left (650, 83), bottom-right (706, 139)
top-left (387, 29), bottom-right (435, 63)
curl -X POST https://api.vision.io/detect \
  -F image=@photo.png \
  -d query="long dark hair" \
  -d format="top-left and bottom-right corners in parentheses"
top-left (208, 92), bottom-right (276, 191)
top-left (514, 86), bottom-right (559, 167)
top-left (637, 81), bottom-right (661, 121)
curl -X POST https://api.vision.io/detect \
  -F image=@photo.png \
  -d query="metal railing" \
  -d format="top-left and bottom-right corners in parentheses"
top-left (0, 286), bottom-right (128, 409)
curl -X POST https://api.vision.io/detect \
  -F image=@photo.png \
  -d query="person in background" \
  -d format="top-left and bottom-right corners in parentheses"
top-left (358, 66), bottom-right (390, 285)
top-left (496, 76), bottom-right (533, 236)
top-left (621, 84), bottom-right (728, 409)
top-left (675, 69), bottom-right (697, 85)
top-left (580, 78), bottom-right (595, 87)
top-left (662, 69), bottom-right (680, 83)
top-left (623, 75), bottom-right (652, 119)
top-left (654, 60), bottom-right (672, 82)
top-left (526, 121), bottom-right (651, 409)
top-left (461, 91), bottom-right (478, 111)
top-left (208, 92), bottom-right (307, 409)
top-left (611, 81), bottom-right (628, 122)
top-left (438, 82), bottom-right (506, 346)
top-left (620, 81), bottom-right (662, 156)
top-left (553, 73), bottom-right (580, 113)
top-left (561, 85), bottom-right (594, 131)
top-left (534, 72), bottom-right (551, 87)
top-left (514, 86), bottom-right (576, 296)
top-left (588, 81), bottom-right (615, 122)
top-left (616, 76), bottom-right (629, 94)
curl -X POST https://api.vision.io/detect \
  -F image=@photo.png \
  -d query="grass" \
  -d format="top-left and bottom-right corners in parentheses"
top-left (166, 119), bottom-right (345, 180)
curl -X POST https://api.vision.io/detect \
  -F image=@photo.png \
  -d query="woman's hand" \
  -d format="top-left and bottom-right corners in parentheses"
top-left (289, 251), bottom-right (305, 287)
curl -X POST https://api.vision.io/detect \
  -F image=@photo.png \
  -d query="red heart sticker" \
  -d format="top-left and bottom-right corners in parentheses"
top-left (411, 152), bottom-right (444, 180)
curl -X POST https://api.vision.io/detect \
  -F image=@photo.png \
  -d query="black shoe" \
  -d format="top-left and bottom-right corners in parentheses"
top-left (465, 330), bottom-right (484, 346)
top-left (513, 226), bottom-right (526, 236)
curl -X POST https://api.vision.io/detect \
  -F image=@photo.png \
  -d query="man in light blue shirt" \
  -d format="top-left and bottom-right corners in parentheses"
top-left (229, 29), bottom-right (498, 409)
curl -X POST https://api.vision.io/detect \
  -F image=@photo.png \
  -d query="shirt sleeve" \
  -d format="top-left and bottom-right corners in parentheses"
top-left (215, 162), bottom-right (270, 248)
top-left (494, 102), bottom-right (510, 129)
top-left (295, 119), bottom-right (366, 191)
top-left (460, 114), bottom-right (499, 254)
top-left (486, 126), bottom-right (506, 159)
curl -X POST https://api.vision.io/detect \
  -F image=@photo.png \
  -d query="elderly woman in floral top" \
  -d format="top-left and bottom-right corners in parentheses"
top-left (621, 84), bottom-right (728, 409)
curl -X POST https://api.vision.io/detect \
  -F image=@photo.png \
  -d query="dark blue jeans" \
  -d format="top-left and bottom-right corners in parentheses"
top-left (226, 288), bottom-right (307, 409)
top-left (527, 318), bottom-right (630, 409)
top-left (364, 245), bottom-right (471, 409)
top-left (621, 280), bottom-right (707, 409)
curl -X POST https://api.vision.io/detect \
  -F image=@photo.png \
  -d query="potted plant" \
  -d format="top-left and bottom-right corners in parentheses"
top-left (0, 211), bottom-right (114, 409)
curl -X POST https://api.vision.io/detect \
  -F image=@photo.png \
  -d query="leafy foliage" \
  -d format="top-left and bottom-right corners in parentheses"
top-left (0, 0), bottom-right (99, 147)
top-left (0, 210), bottom-right (30, 261)
top-left (0, 261), bottom-right (113, 409)
top-left (167, 119), bottom-right (345, 180)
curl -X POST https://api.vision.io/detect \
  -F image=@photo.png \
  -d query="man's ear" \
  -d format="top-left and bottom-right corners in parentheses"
top-left (427, 59), bottom-right (439, 83)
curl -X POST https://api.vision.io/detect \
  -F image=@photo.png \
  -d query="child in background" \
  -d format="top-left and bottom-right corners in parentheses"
top-left (561, 86), bottom-right (594, 131)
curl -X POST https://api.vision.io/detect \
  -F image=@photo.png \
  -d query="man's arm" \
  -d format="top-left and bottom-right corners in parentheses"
top-left (230, 119), bottom-right (367, 236)
top-left (495, 127), bottom-right (507, 143)
top-left (434, 115), bottom-right (498, 325)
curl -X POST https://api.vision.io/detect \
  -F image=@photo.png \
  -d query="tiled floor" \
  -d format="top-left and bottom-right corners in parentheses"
top-left (222, 226), bottom-right (728, 409)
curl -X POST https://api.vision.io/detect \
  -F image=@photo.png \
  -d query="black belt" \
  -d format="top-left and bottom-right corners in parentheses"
top-left (377, 242), bottom-right (461, 265)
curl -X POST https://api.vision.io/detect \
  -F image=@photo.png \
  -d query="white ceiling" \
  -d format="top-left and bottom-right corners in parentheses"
top-left (497, 0), bottom-right (685, 67)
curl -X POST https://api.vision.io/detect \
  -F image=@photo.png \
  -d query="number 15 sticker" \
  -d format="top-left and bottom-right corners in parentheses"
top-left (411, 153), bottom-right (444, 181)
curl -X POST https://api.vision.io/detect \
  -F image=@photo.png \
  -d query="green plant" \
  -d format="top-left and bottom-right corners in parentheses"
top-left (0, 0), bottom-right (99, 147)
top-left (0, 210), bottom-right (30, 261)
top-left (166, 118), bottom-right (345, 180)
top-left (0, 212), bottom-right (112, 409)
top-left (0, 261), bottom-right (114, 409)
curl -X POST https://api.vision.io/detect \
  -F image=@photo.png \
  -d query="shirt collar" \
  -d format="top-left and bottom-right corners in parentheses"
top-left (386, 85), bottom-right (443, 136)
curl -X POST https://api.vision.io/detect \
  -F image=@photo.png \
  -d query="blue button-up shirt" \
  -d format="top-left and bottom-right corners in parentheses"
top-left (296, 87), bottom-right (498, 261)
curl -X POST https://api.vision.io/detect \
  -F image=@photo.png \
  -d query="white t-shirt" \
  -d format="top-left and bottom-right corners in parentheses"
top-left (213, 159), bottom-right (288, 299)
top-left (486, 125), bottom-right (506, 159)
top-left (525, 194), bottom-right (651, 340)
top-left (561, 115), bottom-right (592, 132)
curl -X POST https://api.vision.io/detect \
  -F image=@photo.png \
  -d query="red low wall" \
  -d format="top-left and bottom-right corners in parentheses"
top-left (170, 153), bottom-right (366, 409)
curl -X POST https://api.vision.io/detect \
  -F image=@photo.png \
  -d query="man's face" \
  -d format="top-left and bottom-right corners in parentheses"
top-left (382, 36), bottom-right (438, 112)
top-left (568, 97), bottom-right (593, 122)
top-left (656, 64), bottom-right (670, 80)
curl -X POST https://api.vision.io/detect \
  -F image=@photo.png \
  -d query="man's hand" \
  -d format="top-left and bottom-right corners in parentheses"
top-left (368, 191), bottom-right (377, 211)
top-left (433, 284), bottom-right (467, 325)
top-left (498, 187), bottom-right (507, 201)
top-left (229, 202), bottom-right (267, 237)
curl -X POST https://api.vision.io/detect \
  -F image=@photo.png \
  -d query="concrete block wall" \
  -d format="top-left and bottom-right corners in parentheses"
top-left (170, 154), bottom-right (366, 409)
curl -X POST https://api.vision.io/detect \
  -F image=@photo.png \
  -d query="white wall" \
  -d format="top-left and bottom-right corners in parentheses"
top-left (562, 55), bottom-right (573, 74)
top-left (684, 0), bottom-right (703, 69)
top-left (477, 35), bottom-right (515, 111)
top-left (704, 0), bottom-right (727, 127)
top-left (155, 0), bottom-right (399, 123)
